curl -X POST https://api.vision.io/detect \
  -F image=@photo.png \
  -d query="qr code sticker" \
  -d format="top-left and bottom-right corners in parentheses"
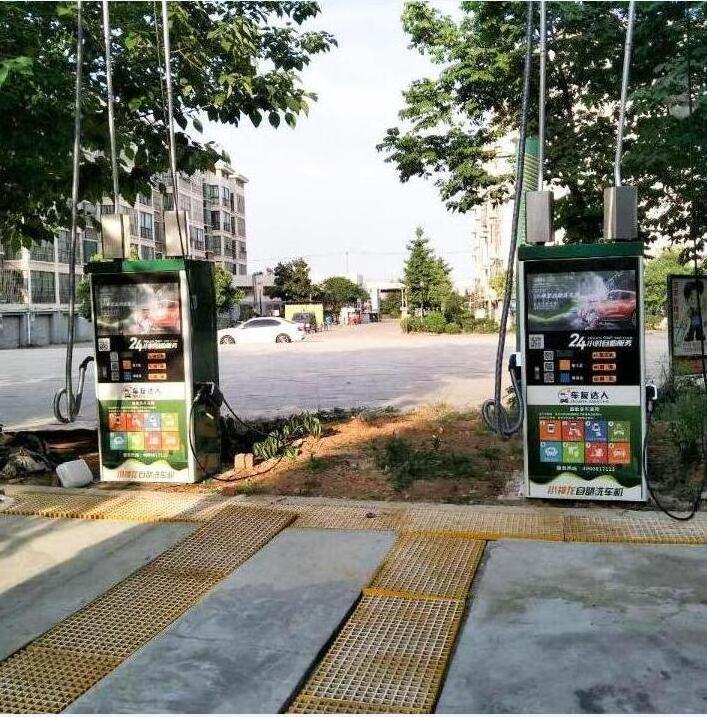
top-left (529, 334), bottom-right (544, 350)
top-left (98, 338), bottom-right (110, 352)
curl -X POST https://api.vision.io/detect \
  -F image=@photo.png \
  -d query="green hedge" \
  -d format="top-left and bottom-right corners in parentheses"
top-left (401, 314), bottom-right (499, 334)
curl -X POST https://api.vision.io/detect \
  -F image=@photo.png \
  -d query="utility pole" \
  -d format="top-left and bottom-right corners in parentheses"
top-left (345, 250), bottom-right (349, 275)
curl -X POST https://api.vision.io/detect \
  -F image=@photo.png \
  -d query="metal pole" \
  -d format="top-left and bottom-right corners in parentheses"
top-left (614, 0), bottom-right (636, 187)
top-left (101, 0), bottom-right (120, 213)
top-left (538, 0), bottom-right (546, 191)
top-left (65, 0), bottom-right (84, 419)
top-left (160, 0), bottom-right (184, 252)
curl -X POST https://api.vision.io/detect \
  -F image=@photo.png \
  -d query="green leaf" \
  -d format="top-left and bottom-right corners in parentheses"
top-left (268, 112), bottom-right (281, 128)
top-left (193, 117), bottom-right (203, 133)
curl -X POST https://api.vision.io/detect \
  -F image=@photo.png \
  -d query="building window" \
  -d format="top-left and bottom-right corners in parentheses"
top-left (236, 194), bottom-right (245, 214)
top-left (30, 270), bottom-right (56, 303)
top-left (137, 192), bottom-right (151, 206)
top-left (205, 237), bottom-right (217, 254)
top-left (83, 239), bottom-right (99, 262)
top-left (57, 231), bottom-right (72, 263)
top-left (221, 186), bottom-right (230, 207)
top-left (0, 269), bottom-right (25, 303)
top-left (205, 184), bottom-right (219, 202)
top-left (29, 239), bottom-right (55, 263)
top-left (238, 264), bottom-right (247, 275)
top-left (179, 196), bottom-right (190, 214)
top-left (129, 243), bottom-right (139, 259)
top-left (163, 193), bottom-right (175, 211)
top-left (59, 273), bottom-right (81, 303)
top-left (140, 244), bottom-right (155, 260)
top-left (210, 210), bottom-right (220, 230)
top-left (236, 217), bottom-right (246, 237)
top-left (189, 226), bottom-right (205, 252)
top-left (139, 211), bottom-right (154, 240)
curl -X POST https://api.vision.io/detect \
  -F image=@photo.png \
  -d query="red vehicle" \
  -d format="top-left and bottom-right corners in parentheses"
top-left (153, 299), bottom-right (181, 332)
top-left (579, 290), bottom-right (636, 328)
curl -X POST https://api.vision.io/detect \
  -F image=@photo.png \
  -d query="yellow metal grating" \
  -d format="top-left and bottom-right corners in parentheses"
top-left (289, 596), bottom-right (464, 714)
top-left (563, 513), bottom-right (707, 544)
top-left (35, 570), bottom-right (220, 659)
top-left (147, 505), bottom-right (296, 577)
top-left (403, 508), bottom-right (564, 541)
top-left (0, 646), bottom-right (120, 714)
top-left (0, 490), bottom-right (225, 523)
top-left (289, 694), bottom-right (400, 714)
top-left (0, 491), bottom-right (115, 520)
top-left (365, 535), bottom-right (485, 601)
top-left (292, 505), bottom-right (403, 531)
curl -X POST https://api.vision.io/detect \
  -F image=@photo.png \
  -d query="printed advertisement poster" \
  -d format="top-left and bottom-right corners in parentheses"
top-left (669, 275), bottom-right (707, 375)
top-left (98, 398), bottom-right (188, 482)
top-left (526, 400), bottom-right (643, 500)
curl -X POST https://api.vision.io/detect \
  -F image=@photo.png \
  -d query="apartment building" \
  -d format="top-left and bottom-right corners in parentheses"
top-left (0, 160), bottom-right (248, 349)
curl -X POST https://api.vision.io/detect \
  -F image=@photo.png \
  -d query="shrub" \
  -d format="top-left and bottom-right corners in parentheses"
top-left (444, 322), bottom-right (462, 334)
top-left (422, 311), bottom-right (447, 333)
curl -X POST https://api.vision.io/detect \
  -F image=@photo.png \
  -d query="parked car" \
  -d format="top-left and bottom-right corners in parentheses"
top-left (579, 290), bottom-right (637, 328)
top-left (218, 317), bottom-right (305, 345)
top-left (291, 311), bottom-right (317, 333)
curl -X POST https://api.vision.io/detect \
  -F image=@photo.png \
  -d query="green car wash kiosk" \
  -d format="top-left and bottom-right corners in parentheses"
top-left (88, 259), bottom-right (220, 483)
top-left (518, 242), bottom-right (646, 502)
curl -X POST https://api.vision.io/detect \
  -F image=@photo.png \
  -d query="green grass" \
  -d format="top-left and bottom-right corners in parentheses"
top-left (375, 437), bottom-right (478, 491)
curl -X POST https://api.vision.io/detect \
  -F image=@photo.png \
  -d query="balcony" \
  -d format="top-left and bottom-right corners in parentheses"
top-left (140, 226), bottom-right (154, 240)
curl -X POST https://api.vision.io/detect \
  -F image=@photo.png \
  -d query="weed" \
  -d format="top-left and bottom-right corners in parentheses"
top-left (376, 437), bottom-right (478, 491)
top-left (307, 455), bottom-right (329, 474)
top-left (480, 446), bottom-right (501, 461)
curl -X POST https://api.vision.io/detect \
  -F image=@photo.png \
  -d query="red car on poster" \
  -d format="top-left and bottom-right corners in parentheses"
top-left (579, 290), bottom-right (636, 328)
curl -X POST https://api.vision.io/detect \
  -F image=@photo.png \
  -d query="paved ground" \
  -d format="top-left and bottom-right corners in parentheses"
top-left (69, 528), bottom-right (395, 713)
top-left (438, 540), bottom-right (707, 713)
top-left (0, 514), bottom-right (194, 661)
top-left (0, 322), bottom-right (670, 429)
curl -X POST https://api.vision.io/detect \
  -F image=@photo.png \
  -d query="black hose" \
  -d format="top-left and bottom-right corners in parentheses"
top-left (481, 0), bottom-right (534, 439)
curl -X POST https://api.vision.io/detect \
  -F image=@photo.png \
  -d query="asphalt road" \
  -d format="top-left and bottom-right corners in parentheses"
top-left (0, 322), bottom-right (670, 429)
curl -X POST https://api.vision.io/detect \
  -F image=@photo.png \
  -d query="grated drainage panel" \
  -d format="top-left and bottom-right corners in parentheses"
top-left (365, 535), bottom-right (485, 601)
top-left (0, 505), bottom-right (295, 713)
top-left (289, 534), bottom-right (486, 713)
top-left (1, 490), bottom-right (222, 523)
top-left (289, 596), bottom-right (465, 714)
top-left (563, 513), bottom-right (707, 544)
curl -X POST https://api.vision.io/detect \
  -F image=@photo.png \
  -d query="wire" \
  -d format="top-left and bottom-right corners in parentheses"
top-left (614, 0), bottom-right (636, 187)
top-left (54, 0), bottom-right (84, 424)
top-left (481, 0), bottom-right (534, 439)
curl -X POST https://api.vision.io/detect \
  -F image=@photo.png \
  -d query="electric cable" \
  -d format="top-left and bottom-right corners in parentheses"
top-left (54, 0), bottom-right (89, 424)
top-left (643, 7), bottom-right (707, 520)
top-left (481, 0), bottom-right (534, 439)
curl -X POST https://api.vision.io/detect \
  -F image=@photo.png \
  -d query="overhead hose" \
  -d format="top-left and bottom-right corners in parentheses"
top-left (481, 0), bottom-right (534, 439)
top-left (54, 0), bottom-right (86, 424)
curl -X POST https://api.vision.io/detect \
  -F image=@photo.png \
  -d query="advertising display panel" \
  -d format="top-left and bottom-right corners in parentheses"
top-left (519, 247), bottom-right (645, 501)
top-left (92, 271), bottom-right (192, 482)
top-left (668, 274), bottom-right (707, 376)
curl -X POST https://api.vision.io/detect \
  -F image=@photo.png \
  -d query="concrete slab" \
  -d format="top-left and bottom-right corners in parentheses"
top-left (437, 540), bottom-right (707, 713)
top-left (0, 514), bottom-right (194, 660)
top-left (68, 528), bottom-right (395, 714)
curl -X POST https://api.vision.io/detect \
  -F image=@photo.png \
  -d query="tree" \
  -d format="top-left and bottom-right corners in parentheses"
top-left (0, 2), bottom-right (336, 251)
top-left (379, 2), bottom-right (707, 251)
top-left (488, 270), bottom-right (506, 299)
top-left (214, 265), bottom-right (244, 314)
top-left (380, 292), bottom-right (403, 317)
top-left (644, 249), bottom-right (688, 321)
top-left (267, 258), bottom-right (314, 302)
top-left (403, 226), bottom-right (453, 311)
top-left (318, 275), bottom-right (369, 313)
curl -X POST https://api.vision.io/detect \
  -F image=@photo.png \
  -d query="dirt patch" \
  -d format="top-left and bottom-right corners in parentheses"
top-left (218, 406), bottom-right (523, 503)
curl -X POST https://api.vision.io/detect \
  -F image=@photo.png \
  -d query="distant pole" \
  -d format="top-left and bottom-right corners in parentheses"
top-left (345, 250), bottom-right (349, 274)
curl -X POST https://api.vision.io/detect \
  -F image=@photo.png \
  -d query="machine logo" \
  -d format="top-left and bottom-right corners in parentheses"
top-left (128, 337), bottom-right (179, 351)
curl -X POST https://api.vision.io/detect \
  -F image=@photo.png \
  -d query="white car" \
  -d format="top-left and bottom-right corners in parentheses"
top-left (218, 317), bottom-right (305, 345)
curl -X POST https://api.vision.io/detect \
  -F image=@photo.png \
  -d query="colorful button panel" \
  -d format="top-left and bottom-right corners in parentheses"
top-left (107, 412), bottom-right (182, 455)
top-left (538, 418), bottom-right (632, 467)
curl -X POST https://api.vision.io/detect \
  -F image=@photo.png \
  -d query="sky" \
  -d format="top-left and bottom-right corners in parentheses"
top-left (203, 0), bottom-right (474, 287)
